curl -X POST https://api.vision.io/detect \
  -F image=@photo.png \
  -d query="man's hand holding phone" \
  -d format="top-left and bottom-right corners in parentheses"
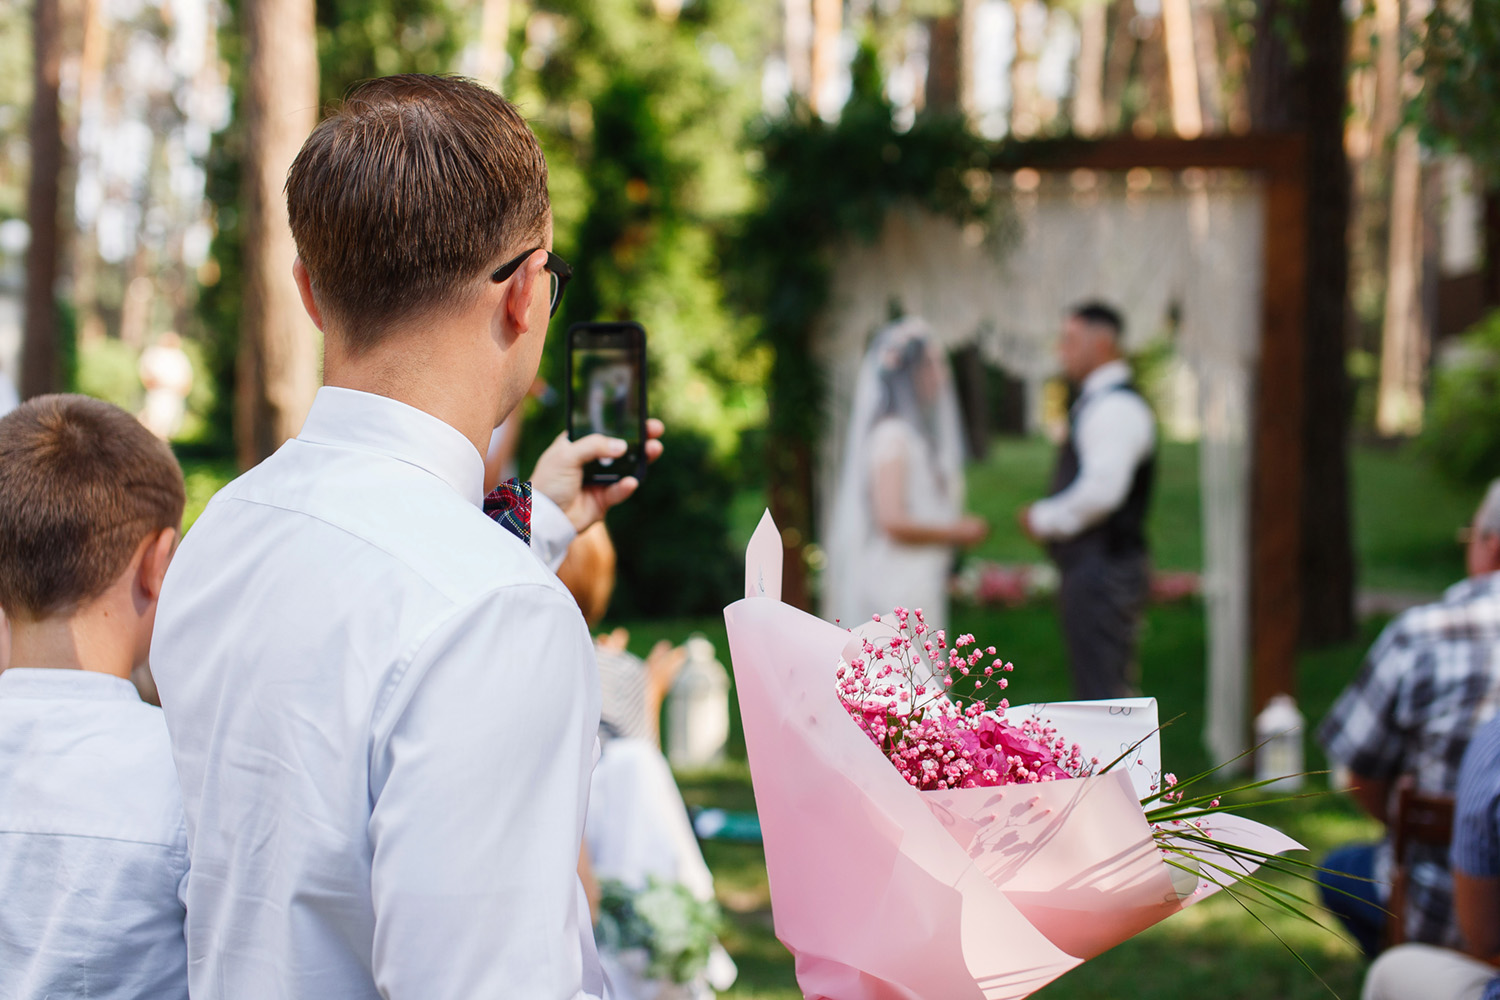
top-left (531, 418), bottom-right (665, 533)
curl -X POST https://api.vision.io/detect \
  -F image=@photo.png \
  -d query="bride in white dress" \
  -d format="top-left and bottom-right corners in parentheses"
top-left (823, 317), bottom-right (988, 634)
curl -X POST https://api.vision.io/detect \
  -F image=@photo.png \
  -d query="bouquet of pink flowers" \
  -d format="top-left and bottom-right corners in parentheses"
top-left (837, 608), bottom-right (1090, 791)
top-left (724, 512), bottom-right (1304, 1000)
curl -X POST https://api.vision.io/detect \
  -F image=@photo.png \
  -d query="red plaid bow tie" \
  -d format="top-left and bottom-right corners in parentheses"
top-left (483, 478), bottom-right (532, 545)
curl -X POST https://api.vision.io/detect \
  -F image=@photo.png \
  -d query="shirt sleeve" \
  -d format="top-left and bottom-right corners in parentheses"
top-left (1028, 391), bottom-right (1156, 541)
top-left (1317, 616), bottom-right (1416, 780)
top-left (531, 492), bottom-right (578, 572)
top-left (367, 583), bottom-right (602, 1000)
top-left (1452, 719), bottom-right (1500, 878)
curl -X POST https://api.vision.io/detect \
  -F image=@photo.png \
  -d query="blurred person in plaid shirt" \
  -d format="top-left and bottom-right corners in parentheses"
top-left (1317, 479), bottom-right (1500, 955)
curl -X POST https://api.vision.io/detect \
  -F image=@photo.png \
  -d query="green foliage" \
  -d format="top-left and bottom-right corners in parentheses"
top-left (732, 42), bottom-right (1005, 451)
top-left (509, 0), bottom-right (771, 460)
top-left (194, 18), bottom-right (245, 456)
top-left (0, 6), bottom-right (29, 220)
top-left (195, 0), bottom-right (469, 458)
top-left (1418, 0), bottom-right (1500, 185)
top-left (1420, 310), bottom-right (1500, 488)
top-left (315, 0), bottom-right (465, 105)
top-left (75, 337), bottom-right (143, 412)
top-left (605, 430), bottom-right (741, 619)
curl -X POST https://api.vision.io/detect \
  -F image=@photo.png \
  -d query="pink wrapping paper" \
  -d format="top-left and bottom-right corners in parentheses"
top-left (724, 512), bottom-right (1302, 1000)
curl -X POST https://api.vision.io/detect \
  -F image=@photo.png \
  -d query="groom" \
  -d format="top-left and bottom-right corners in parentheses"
top-left (150, 75), bottom-right (656, 999)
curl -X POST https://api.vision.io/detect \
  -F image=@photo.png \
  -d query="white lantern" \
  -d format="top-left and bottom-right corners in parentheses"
top-left (665, 635), bottom-right (730, 769)
top-left (1253, 694), bottom-right (1305, 792)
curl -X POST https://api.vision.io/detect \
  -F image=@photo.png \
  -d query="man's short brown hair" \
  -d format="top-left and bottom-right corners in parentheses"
top-left (286, 74), bottom-right (551, 351)
top-left (0, 395), bottom-right (186, 620)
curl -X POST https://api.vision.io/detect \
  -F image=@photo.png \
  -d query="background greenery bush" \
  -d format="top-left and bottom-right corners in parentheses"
top-left (604, 429), bottom-right (741, 619)
top-left (1421, 309), bottom-right (1500, 488)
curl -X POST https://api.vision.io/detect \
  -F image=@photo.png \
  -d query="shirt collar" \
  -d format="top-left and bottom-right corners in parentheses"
top-left (1445, 570), bottom-right (1500, 604)
top-left (0, 668), bottom-right (142, 702)
top-left (297, 386), bottom-right (487, 508)
top-left (1079, 359), bottom-right (1132, 398)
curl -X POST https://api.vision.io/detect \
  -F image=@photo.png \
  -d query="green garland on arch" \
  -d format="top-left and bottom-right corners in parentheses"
top-left (730, 45), bottom-right (1009, 600)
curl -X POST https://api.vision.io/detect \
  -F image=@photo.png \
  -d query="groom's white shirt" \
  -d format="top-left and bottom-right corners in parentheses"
top-left (151, 386), bottom-right (603, 1000)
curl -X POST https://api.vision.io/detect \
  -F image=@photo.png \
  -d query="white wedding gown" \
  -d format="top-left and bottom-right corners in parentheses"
top-left (850, 417), bottom-right (960, 632)
top-left (823, 318), bottom-right (967, 636)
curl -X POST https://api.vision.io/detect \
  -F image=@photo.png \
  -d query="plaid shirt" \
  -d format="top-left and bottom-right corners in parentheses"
top-left (1318, 571), bottom-right (1500, 946)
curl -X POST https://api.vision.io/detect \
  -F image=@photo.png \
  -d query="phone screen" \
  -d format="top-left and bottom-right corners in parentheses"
top-left (568, 324), bottom-right (645, 483)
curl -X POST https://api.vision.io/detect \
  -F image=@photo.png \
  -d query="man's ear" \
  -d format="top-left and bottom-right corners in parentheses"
top-left (1482, 533), bottom-right (1500, 574)
top-left (292, 257), bottom-right (325, 331)
top-left (502, 250), bottom-right (547, 338)
top-left (137, 527), bottom-right (178, 605)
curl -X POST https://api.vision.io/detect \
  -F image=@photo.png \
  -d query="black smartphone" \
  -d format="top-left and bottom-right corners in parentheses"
top-left (565, 321), bottom-right (648, 485)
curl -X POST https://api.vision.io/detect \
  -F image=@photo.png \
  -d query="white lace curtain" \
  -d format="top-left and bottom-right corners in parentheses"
top-left (813, 171), bottom-right (1264, 760)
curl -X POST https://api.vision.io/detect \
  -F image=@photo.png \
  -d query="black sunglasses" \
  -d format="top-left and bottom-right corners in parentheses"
top-left (492, 248), bottom-right (572, 317)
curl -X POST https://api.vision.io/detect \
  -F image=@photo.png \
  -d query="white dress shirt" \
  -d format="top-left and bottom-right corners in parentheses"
top-left (1028, 359), bottom-right (1156, 541)
top-left (151, 386), bottom-right (601, 1000)
top-left (0, 668), bottom-right (189, 1000)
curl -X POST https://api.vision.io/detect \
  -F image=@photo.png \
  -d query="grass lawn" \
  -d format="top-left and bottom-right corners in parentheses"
top-left (175, 437), bottom-right (1476, 999)
top-left (960, 436), bottom-right (1487, 593)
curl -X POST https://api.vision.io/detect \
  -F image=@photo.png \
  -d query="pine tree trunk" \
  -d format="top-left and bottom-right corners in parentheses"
top-left (810, 0), bottom-right (841, 117)
top-left (1191, 1), bottom-right (1224, 132)
top-left (1376, 129), bottom-right (1427, 435)
top-left (927, 15), bottom-right (961, 111)
top-left (474, 0), bottom-right (511, 89)
top-left (1008, 0), bottom-right (1038, 136)
top-left (236, 0), bottom-right (320, 468)
top-left (784, 0), bottom-right (812, 102)
top-left (1251, 0), bottom-right (1356, 645)
top-left (1101, 0), bottom-right (1139, 132)
top-left (958, 0), bottom-right (980, 121)
top-left (22, 0), bottom-right (63, 399)
top-left (1161, 0), bottom-right (1203, 137)
top-left (1072, 0), bottom-right (1107, 135)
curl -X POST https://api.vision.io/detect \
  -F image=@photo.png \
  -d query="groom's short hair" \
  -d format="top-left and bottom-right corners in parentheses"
top-left (287, 74), bottom-right (550, 352)
top-left (1070, 301), bottom-right (1124, 340)
top-left (0, 395), bottom-right (185, 620)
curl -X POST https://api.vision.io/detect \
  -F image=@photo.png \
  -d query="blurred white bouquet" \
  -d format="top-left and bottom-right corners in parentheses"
top-left (596, 877), bottom-right (723, 987)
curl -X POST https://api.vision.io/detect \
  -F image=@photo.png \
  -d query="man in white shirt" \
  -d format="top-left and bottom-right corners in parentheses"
top-left (0, 394), bottom-right (190, 1000)
top-left (1020, 302), bottom-right (1157, 699)
top-left (150, 75), bottom-right (656, 999)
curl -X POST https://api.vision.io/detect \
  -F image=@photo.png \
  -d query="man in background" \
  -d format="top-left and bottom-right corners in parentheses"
top-left (1019, 302), bottom-right (1157, 700)
top-left (1317, 480), bottom-right (1500, 954)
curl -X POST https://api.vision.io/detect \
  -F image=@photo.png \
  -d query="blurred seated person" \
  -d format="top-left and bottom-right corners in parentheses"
top-left (1362, 711), bottom-right (1500, 1000)
top-left (1317, 480), bottom-right (1500, 954)
top-left (555, 524), bottom-right (735, 1000)
top-left (558, 524), bottom-right (686, 745)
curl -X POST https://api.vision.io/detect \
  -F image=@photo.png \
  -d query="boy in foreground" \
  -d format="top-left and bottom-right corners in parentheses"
top-left (0, 394), bottom-right (189, 999)
top-left (151, 74), bottom-right (657, 999)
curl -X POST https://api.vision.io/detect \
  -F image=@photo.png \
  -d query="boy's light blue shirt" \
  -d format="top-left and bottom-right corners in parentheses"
top-left (0, 667), bottom-right (188, 999)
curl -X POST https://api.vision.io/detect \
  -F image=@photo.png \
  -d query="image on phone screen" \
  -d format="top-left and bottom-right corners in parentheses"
top-left (569, 341), bottom-right (642, 472)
